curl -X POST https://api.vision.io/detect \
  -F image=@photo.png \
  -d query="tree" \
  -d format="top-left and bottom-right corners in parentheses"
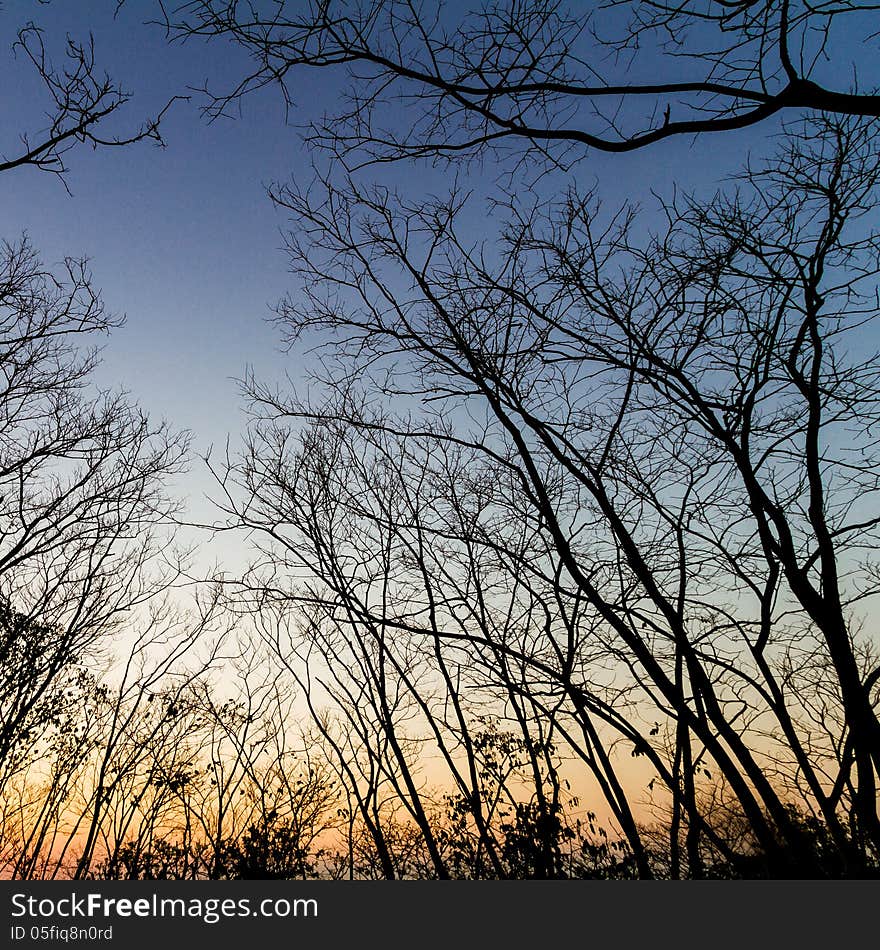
top-left (211, 112), bottom-right (880, 877)
top-left (69, 640), bottom-right (339, 882)
top-left (153, 1), bottom-right (880, 876)
top-left (164, 1), bottom-right (880, 165)
top-left (0, 237), bottom-right (189, 794)
top-left (213, 422), bottom-right (632, 877)
top-left (2, 4), bottom-right (173, 186)
top-left (0, 3), bottom-right (187, 789)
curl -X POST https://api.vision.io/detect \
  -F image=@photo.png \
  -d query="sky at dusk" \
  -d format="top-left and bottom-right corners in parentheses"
top-left (4, 0), bottom-right (880, 887)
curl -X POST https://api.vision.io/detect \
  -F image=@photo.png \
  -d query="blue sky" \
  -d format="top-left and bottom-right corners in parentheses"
top-left (0, 0), bottom-right (824, 561)
top-left (2, 2), bottom-right (301, 437)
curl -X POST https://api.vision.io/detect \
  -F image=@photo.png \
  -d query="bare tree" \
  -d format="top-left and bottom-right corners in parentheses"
top-left (0, 589), bottom-right (230, 880)
top-left (70, 635), bottom-right (340, 882)
top-left (0, 239), bottom-right (191, 791)
top-left (211, 420), bottom-right (638, 877)
top-left (2, 5), bottom-right (175, 186)
top-left (163, 1), bottom-right (880, 167)
top-left (209, 113), bottom-right (880, 876)
top-left (0, 4), bottom-right (212, 882)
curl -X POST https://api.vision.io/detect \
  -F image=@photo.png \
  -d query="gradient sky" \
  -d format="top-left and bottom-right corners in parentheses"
top-left (2, 0), bottom-right (856, 568)
top-left (4, 0), bottom-right (878, 850)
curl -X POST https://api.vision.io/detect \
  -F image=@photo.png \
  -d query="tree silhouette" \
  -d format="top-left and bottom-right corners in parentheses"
top-left (2, 9), bottom-right (174, 186)
top-left (165, 1), bottom-right (880, 166)
top-left (210, 113), bottom-right (880, 877)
